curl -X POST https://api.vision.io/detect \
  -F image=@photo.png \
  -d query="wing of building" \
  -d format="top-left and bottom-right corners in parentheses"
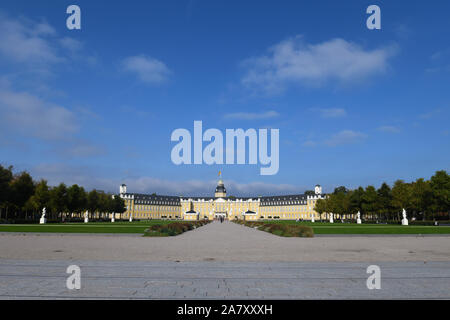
top-left (119, 178), bottom-right (325, 221)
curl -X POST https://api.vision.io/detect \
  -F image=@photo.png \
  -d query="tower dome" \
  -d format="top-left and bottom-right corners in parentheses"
top-left (315, 184), bottom-right (322, 195)
top-left (215, 177), bottom-right (227, 198)
top-left (120, 184), bottom-right (127, 195)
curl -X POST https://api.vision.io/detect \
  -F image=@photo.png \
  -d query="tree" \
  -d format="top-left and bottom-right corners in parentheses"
top-left (341, 192), bottom-right (351, 219)
top-left (0, 165), bottom-right (13, 220)
top-left (391, 180), bottom-right (412, 220)
top-left (333, 186), bottom-right (349, 194)
top-left (333, 186), bottom-right (352, 218)
top-left (377, 183), bottom-right (392, 220)
top-left (361, 186), bottom-right (378, 220)
top-left (112, 195), bottom-right (126, 219)
top-left (10, 171), bottom-right (35, 219)
top-left (67, 184), bottom-right (87, 217)
top-left (27, 180), bottom-right (50, 216)
top-left (314, 198), bottom-right (327, 221)
top-left (429, 170), bottom-right (450, 219)
top-left (49, 183), bottom-right (68, 221)
top-left (97, 192), bottom-right (112, 219)
top-left (324, 191), bottom-right (350, 219)
top-left (349, 187), bottom-right (364, 217)
top-left (410, 178), bottom-right (432, 220)
top-left (88, 190), bottom-right (100, 218)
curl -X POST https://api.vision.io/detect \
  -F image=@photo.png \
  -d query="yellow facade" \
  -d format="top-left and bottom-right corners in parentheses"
top-left (119, 180), bottom-right (325, 221)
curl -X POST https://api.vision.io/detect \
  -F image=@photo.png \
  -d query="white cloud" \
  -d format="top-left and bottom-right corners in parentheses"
top-left (427, 50), bottom-right (450, 73)
top-left (59, 37), bottom-right (83, 52)
top-left (119, 105), bottom-right (153, 118)
top-left (119, 177), bottom-right (300, 197)
top-left (302, 140), bottom-right (317, 147)
top-left (76, 106), bottom-right (101, 120)
top-left (324, 130), bottom-right (367, 147)
top-left (430, 49), bottom-right (450, 61)
top-left (0, 13), bottom-right (61, 65)
top-left (223, 110), bottom-right (280, 120)
top-left (58, 141), bottom-right (106, 157)
top-left (0, 12), bottom-right (102, 76)
top-left (122, 55), bottom-right (171, 85)
top-left (31, 163), bottom-right (113, 190)
top-left (33, 21), bottom-right (56, 36)
top-left (418, 109), bottom-right (441, 119)
top-left (241, 36), bottom-right (397, 93)
top-left (0, 87), bottom-right (78, 140)
top-left (315, 108), bottom-right (347, 118)
top-left (394, 24), bottom-right (411, 40)
top-left (29, 163), bottom-right (302, 196)
top-left (226, 180), bottom-right (299, 197)
top-left (377, 125), bottom-right (400, 133)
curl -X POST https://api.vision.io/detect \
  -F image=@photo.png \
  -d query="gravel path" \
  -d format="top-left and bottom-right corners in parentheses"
top-left (0, 221), bottom-right (449, 262)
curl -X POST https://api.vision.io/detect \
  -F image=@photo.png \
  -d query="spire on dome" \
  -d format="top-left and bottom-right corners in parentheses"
top-left (215, 171), bottom-right (226, 198)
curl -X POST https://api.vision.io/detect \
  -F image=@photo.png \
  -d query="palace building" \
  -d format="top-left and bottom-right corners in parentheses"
top-left (119, 176), bottom-right (325, 221)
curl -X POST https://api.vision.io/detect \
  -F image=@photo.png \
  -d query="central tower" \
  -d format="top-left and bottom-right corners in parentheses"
top-left (214, 172), bottom-right (227, 198)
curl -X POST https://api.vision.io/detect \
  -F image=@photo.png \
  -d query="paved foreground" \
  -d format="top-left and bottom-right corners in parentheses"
top-left (0, 222), bottom-right (449, 299)
top-left (0, 260), bottom-right (449, 299)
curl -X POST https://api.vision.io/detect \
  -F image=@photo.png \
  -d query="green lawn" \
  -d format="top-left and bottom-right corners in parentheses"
top-left (0, 220), bottom-right (177, 234)
top-left (256, 220), bottom-right (450, 234)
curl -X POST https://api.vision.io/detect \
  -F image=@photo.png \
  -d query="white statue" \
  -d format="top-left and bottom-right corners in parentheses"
top-left (329, 212), bottom-right (334, 224)
top-left (129, 213), bottom-right (133, 222)
top-left (111, 212), bottom-right (115, 223)
top-left (401, 208), bottom-right (408, 226)
top-left (39, 207), bottom-right (47, 224)
top-left (356, 211), bottom-right (362, 224)
top-left (84, 210), bottom-right (89, 223)
top-left (311, 214), bottom-right (315, 223)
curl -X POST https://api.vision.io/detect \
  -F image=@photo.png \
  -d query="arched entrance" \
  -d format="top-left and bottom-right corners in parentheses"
top-left (214, 212), bottom-right (227, 220)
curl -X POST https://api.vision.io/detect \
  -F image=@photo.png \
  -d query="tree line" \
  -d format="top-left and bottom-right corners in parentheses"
top-left (314, 170), bottom-right (450, 221)
top-left (0, 165), bottom-right (126, 222)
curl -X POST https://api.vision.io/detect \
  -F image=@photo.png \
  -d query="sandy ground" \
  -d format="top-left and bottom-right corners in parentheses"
top-left (0, 221), bottom-right (448, 262)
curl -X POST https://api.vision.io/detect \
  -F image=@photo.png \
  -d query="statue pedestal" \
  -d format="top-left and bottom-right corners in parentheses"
top-left (84, 217), bottom-right (89, 223)
top-left (111, 217), bottom-right (115, 223)
top-left (311, 217), bottom-right (315, 223)
top-left (402, 218), bottom-right (409, 226)
top-left (329, 218), bottom-right (334, 224)
top-left (357, 219), bottom-right (362, 224)
top-left (129, 216), bottom-right (133, 222)
top-left (39, 218), bottom-right (47, 224)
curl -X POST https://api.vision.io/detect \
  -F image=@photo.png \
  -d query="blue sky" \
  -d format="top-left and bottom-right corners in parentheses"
top-left (0, 0), bottom-right (449, 196)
